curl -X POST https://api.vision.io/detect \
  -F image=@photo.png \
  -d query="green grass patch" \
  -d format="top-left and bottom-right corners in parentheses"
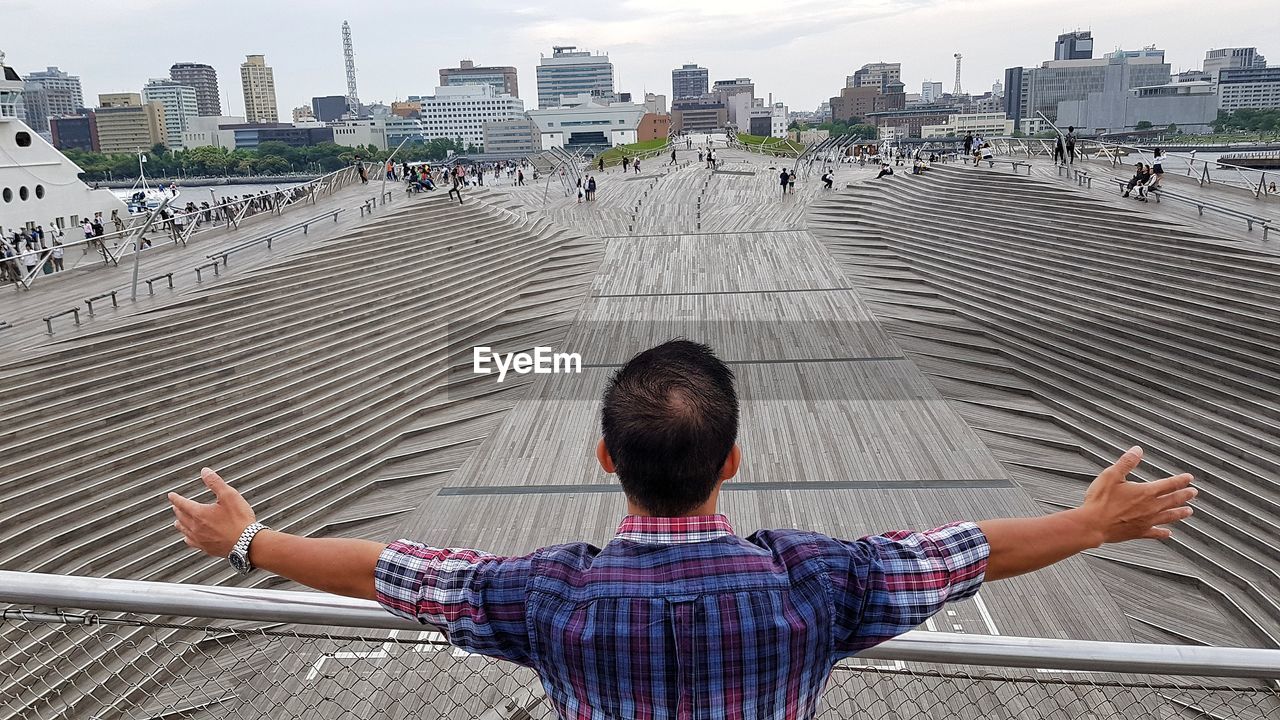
top-left (737, 133), bottom-right (803, 156)
top-left (593, 138), bottom-right (670, 167)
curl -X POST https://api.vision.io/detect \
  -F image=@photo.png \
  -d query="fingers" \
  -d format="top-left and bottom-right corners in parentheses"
top-left (1155, 486), bottom-right (1197, 510)
top-left (167, 491), bottom-right (201, 516)
top-left (1145, 473), bottom-right (1194, 497)
top-left (1100, 446), bottom-right (1143, 482)
top-left (201, 467), bottom-right (230, 499)
top-left (1142, 526), bottom-right (1174, 540)
top-left (1149, 506), bottom-right (1194, 526)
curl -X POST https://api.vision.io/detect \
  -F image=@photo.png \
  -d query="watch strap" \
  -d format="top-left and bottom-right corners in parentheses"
top-left (231, 522), bottom-right (267, 571)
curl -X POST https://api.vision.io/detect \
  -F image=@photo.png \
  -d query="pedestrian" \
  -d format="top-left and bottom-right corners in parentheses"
top-left (1053, 135), bottom-right (1065, 164)
top-left (779, 168), bottom-right (789, 198)
top-left (821, 171), bottom-right (834, 190)
top-left (517, 169), bottom-right (525, 186)
top-left (633, 159), bottom-right (640, 174)
top-left (1065, 126), bottom-right (1076, 164)
top-left (22, 241), bottom-right (41, 277)
top-left (963, 132), bottom-right (973, 158)
top-left (448, 173), bottom-right (464, 205)
top-left (698, 150), bottom-right (704, 163)
top-left (82, 218), bottom-right (93, 242)
top-left (587, 175), bottom-right (597, 200)
top-left (598, 157), bottom-right (605, 173)
top-left (787, 170), bottom-right (796, 194)
top-left (669, 149), bottom-right (677, 165)
top-left (51, 239), bottom-right (64, 272)
top-left (577, 177), bottom-right (584, 203)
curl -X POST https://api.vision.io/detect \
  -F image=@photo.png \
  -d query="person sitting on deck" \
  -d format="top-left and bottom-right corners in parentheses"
top-left (876, 162), bottom-right (895, 179)
top-left (169, 340), bottom-right (1196, 720)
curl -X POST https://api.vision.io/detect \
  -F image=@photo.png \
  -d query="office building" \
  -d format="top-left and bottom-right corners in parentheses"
top-left (1057, 80), bottom-right (1218, 134)
top-left (712, 78), bottom-right (754, 103)
top-left (482, 118), bottom-right (540, 155)
top-left (920, 112), bottom-right (1016, 138)
top-left (829, 86), bottom-right (879, 123)
top-left (169, 63), bottom-right (221, 116)
top-left (671, 96), bottom-right (728, 134)
top-left (1004, 50), bottom-right (1170, 126)
top-left (921, 81), bottom-right (944, 103)
top-left (215, 123), bottom-right (336, 150)
top-left (1176, 69), bottom-right (1213, 83)
top-left (391, 100), bottom-right (421, 118)
top-left (49, 113), bottom-right (97, 151)
top-left (240, 55), bottom-right (278, 123)
top-left (311, 95), bottom-right (349, 123)
top-left (416, 85), bottom-right (524, 148)
top-left (94, 92), bottom-right (166, 154)
top-left (672, 64), bottom-right (709, 100)
top-left (142, 79), bottom-right (198, 149)
top-left (535, 46), bottom-right (615, 109)
top-left (866, 105), bottom-right (959, 139)
top-left (21, 66), bottom-right (83, 134)
top-left (528, 94), bottom-right (647, 149)
top-left (643, 93), bottom-right (668, 115)
top-left (180, 115), bottom-right (244, 150)
top-left (847, 62), bottom-right (901, 92)
top-left (1054, 31), bottom-right (1094, 61)
top-left (747, 102), bottom-right (788, 138)
top-left (439, 60), bottom-right (519, 98)
top-left (1217, 67), bottom-right (1280, 111)
top-left (1203, 47), bottom-right (1267, 83)
top-left (330, 118), bottom-right (387, 150)
top-left (382, 116), bottom-right (425, 148)
top-left (637, 112), bottom-right (671, 142)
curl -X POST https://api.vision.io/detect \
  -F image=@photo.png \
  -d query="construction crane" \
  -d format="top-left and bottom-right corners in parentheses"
top-left (342, 21), bottom-right (360, 114)
top-left (953, 53), bottom-right (963, 95)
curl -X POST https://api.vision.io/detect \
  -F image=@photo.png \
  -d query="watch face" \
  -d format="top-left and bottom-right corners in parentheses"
top-left (229, 551), bottom-right (250, 575)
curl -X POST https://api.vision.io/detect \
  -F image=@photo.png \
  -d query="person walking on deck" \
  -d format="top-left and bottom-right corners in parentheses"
top-left (1065, 126), bottom-right (1076, 164)
top-left (170, 340), bottom-right (1196, 720)
top-left (963, 131), bottom-right (973, 158)
top-left (779, 168), bottom-right (790, 197)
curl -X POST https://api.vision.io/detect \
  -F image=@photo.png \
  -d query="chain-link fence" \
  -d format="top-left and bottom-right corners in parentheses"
top-left (3, 610), bottom-right (1277, 720)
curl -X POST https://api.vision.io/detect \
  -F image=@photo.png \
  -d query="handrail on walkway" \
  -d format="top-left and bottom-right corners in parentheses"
top-left (1, 569), bottom-right (1278, 680)
top-left (207, 207), bottom-right (346, 265)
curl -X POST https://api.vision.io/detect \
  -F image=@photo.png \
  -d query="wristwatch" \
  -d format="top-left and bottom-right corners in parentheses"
top-left (228, 522), bottom-right (268, 575)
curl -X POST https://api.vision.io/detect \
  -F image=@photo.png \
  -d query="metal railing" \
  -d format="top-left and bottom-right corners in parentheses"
top-left (1, 570), bottom-right (1276, 719)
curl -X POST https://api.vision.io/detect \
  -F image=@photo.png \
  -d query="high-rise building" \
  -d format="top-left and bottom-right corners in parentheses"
top-left (1054, 31), bottom-right (1094, 61)
top-left (415, 85), bottom-right (525, 147)
top-left (921, 81), bottom-right (944, 103)
top-left (847, 63), bottom-right (901, 92)
top-left (142, 79), bottom-right (198, 149)
top-left (311, 95), bottom-right (349, 123)
top-left (94, 93), bottom-right (167, 154)
top-left (672, 64), bottom-right (709, 100)
top-left (1217, 66), bottom-right (1280, 111)
top-left (21, 66), bottom-right (83, 134)
top-left (535, 46), bottom-right (614, 109)
top-left (240, 55), bottom-right (278, 123)
top-left (1203, 47), bottom-right (1267, 84)
top-left (293, 105), bottom-right (316, 123)
top-left (1003, 49), bottom-right (1171, 126)
top-left (439, 60), bottom-right (519, 98)
top-left (169, 63), bottom-right (221, 116)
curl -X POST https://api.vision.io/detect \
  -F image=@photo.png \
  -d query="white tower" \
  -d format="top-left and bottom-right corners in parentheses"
top-left (342, 21), bottom-right (360, 113)
top-left (953, 53), bottom-right (963, 95)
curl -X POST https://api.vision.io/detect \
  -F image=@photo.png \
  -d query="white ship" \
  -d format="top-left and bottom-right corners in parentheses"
top-left (0, 50), bottom-right (127, 241)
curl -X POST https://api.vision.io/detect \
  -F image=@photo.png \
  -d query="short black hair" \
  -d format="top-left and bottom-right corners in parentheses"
top-left (601, 340), bottom-right (739, 516)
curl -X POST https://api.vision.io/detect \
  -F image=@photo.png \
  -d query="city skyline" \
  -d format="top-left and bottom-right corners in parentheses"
top-left (8, 0), bottom-right (1280, 115)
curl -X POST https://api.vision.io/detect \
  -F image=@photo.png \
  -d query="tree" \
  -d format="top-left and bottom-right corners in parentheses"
top-left (1135, 120), bottom-right (1154, 130)
top-left (1166, 123), bottom-right (1178, 134)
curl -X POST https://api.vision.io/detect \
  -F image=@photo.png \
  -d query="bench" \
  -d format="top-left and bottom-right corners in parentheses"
top-left (144, 272), bottom-right (174, 295)
top-left (43, 307), bottom-right (80, 335)
top-left (1113, 178), bottom-right (1160, 203)
top-left (986, 159), bottom-right (1032, 175)
top-left (84, 290), bottom-right (118, 317)
top-left (1073, 169), bottom-right (1092, 189)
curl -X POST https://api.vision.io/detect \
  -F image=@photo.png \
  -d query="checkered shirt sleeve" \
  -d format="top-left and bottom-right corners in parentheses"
top-left (827, 521), bottom-right (990, 654)
top-left (375, 540), bottom-right (535, 666)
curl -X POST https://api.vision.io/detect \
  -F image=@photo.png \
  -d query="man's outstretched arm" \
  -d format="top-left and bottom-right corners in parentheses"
top-left (979, 446), bottom-right (1195, 581)
top-left (168, 468), bottom-right (385, 600)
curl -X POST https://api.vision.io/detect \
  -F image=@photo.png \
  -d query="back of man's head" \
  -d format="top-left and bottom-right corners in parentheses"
top-left (601, 340), bottom-right (738, 516)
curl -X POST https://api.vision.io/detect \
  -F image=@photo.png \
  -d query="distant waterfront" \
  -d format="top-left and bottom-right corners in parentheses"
top-left (96, 175), bottom-right (318, 190)
top-left (112, 181), bottom-right (305, 203)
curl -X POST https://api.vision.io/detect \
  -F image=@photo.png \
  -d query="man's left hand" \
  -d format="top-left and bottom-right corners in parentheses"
top-left (168, 468), bottom-right (256, 558)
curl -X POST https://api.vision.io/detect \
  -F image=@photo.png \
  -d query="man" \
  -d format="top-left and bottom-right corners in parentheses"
top-left (1065, 126), bottom-right (1077, 164)
top-left (963, 131), bottom-right (973, 158)
top-left (448, 172), bottom-right (464, 205)
top-left (170, 340), bottom-right (1194, 720)
top-left (779, 168), bottom-right (790, 197)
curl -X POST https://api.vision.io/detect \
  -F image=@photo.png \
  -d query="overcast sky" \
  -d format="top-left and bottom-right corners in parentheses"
top-left (8, 0), bottom-right (1278, 115)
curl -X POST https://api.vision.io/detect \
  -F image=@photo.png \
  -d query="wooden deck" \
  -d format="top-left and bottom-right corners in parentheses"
top-left (388, 147), bottom-right (1138, 645)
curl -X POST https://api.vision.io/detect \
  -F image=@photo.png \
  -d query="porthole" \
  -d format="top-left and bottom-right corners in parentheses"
top-left (18, 186), bottom-right (28, 201)
top-left (34, 185), bottom-right (44, 199)
top-left (2, 188), bottom-right (10, 203)
top-left (15, 131), bottom-right (31, 147)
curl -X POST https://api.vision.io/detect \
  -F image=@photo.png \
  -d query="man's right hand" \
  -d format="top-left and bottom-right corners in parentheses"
top-left (979, 446), bottom-right (1196, 581)
top-left (1075, 446), bottom-right (1196, 546)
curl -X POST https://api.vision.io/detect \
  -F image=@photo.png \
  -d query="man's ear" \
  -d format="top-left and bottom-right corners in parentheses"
top-left (719, 444), bottom-right (742, 481)
top-left (596, 438), bottom-right (616, 474)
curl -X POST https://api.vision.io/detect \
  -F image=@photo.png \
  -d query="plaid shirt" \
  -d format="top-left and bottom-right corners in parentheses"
top-left (376, 516), bottom-right (988, 720)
